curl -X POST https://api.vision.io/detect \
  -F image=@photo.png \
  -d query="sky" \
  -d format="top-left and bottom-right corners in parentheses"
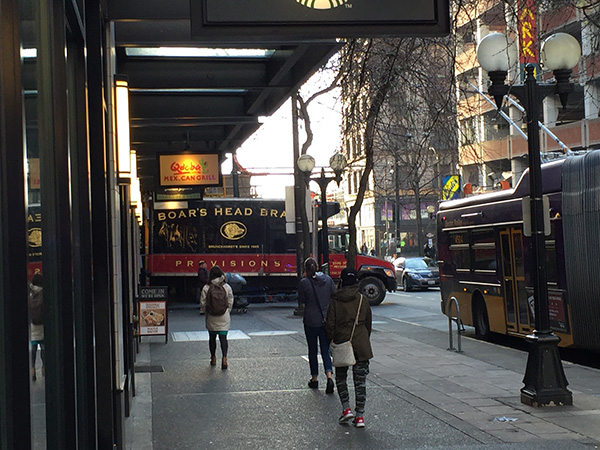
top-left (222, 71), bottom-right (342, 199)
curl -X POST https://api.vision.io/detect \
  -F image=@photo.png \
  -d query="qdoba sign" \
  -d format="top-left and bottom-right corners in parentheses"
top-left (191, 0), bottom-right (450, 40)
top-left (159, 153), bottom-right (221, 188)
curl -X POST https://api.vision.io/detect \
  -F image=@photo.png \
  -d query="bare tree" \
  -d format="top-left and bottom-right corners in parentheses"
top-left (340, 36), bottom-right (457, 264)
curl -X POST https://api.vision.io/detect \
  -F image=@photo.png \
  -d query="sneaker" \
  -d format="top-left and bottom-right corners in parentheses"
top-left (353, 416), bottom-right (365, 428)
top-left (339, 408), bottom-right (354, 424)
top-left (308, 379), bottom-right (318, 389)
top-left (326, 378), bottom-right (334, 394)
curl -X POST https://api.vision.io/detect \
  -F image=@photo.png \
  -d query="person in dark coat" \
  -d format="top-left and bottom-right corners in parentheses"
top-left (29, 273), bottom-right (45, 381)
top-left (297, 257), bottom-right (336, 393)
top-left (326, 267), bottom-right (373, 428)
top-left (424, 243), bottom-right (437, 259)
top-left (197, 260), bottom-right (209, 303)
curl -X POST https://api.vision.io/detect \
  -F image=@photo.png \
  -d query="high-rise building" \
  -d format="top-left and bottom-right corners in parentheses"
top-left (455, 0), bottom-right (600, 193)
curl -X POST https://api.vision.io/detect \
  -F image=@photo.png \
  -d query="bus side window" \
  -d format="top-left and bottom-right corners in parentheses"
top-left (546, 242), bottom-right (558, 284)
top-left (472, 229), bottom-right (496, 272)
top-left (449, 231), bottom-right (470, 271)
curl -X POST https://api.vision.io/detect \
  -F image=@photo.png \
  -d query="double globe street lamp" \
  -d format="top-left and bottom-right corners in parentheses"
top-left (476, 32), bottom-right (581, 407)
top-left (297, 152), bottom-right (348, 273)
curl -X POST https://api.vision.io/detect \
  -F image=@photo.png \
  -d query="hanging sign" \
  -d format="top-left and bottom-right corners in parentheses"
top-left (517, 0), bottom-right (539, 81)
top-left (190, 0), bottom-right (450, 40)
top-left (159, 153), bottom-right (221, 188)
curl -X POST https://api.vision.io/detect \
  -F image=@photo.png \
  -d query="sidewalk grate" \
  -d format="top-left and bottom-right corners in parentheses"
top-left (134, 365), bottom-right (164, 373)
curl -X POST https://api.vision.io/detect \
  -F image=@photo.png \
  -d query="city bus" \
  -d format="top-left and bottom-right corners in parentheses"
top-left (437, 151), bottom-right (600, 351)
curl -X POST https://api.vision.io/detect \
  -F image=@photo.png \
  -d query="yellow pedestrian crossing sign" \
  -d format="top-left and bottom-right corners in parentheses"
top-left (442, 175), bottom-right (461, 200)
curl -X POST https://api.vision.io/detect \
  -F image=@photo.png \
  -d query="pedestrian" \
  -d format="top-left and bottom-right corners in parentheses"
top-left (424, 242), bottom-right (436, 259)
top-left (197, 260), bottom-right (209, 304)
top-left (29, 273), bottom-right (45, 381)
top-left (297, 257), bottom-right (336, 393)
top-left (326, 267), bottom-right (373, 428)
top-left (200, 266), bottom-right (234, 369)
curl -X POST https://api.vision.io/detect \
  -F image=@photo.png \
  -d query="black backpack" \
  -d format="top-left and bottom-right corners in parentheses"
top-left (29, 287), bottom-right (43, 325)
top-left (206, 284), bottom-right (228, 316)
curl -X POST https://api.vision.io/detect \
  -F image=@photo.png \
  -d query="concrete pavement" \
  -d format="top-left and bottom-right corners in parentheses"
top-left (126, 302), bottom-right (600, 450)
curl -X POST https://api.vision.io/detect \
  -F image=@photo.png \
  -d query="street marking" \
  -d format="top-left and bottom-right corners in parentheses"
top-left (248, 331), bottom-right (298, 336)
top-left (372, 321), bottom-right (387, 324)
top-left (390, 317), bottom-right (427, 327)
top-left (171, 330), bottom-right (250, 342)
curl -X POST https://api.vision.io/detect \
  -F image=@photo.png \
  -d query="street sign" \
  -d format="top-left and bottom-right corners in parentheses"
top-left (442, 175), bottom-right (461, 200)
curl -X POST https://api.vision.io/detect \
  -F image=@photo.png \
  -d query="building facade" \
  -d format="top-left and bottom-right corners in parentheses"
top-left (455, 0), bottom-right (600, 193)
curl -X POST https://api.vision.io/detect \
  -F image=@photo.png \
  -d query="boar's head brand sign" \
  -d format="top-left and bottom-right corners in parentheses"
top-left (159, 153), bottom-right (221, 187)
top-left (220, 221), bottom-right (248, 240)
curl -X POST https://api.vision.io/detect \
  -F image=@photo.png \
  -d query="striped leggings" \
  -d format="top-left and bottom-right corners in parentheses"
top-left (335, 360), bottom-right (370, 414)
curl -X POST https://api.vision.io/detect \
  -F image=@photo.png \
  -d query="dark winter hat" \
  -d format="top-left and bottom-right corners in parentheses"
top-left (31, 273), bottom-right (43, 287)
top-left (340, 267), bottom-right (357, 287)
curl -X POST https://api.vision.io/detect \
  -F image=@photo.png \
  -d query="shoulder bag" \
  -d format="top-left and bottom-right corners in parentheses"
top-left (330, 295), bottom-right (363, 367)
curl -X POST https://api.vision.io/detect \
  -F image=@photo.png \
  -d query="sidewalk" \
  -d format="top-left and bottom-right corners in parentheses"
top-left (126, 303), bottom-right (600, 449)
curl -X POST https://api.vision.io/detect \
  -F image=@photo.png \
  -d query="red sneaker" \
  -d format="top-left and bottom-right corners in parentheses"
top-left (339, 408), bottom-right (354, 424)
top-left (353, 416), bottom-right (365, 428)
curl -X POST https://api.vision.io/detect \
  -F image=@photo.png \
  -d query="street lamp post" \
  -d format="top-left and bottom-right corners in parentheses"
top-left (477, 32), bottom-right (580, 406)
top-left (429, 146), bottom-right (442, 200)
top-left (297, 152), bottom-right (347, 274)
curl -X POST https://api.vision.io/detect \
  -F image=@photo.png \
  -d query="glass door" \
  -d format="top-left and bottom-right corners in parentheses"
top-left (500, 228), bottom-right (532, 334)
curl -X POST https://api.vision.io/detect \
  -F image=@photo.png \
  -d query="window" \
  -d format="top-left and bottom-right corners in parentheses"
top-left (449, 232), bottom-right (470, 270)
top-left (472, 229), bottom-right (496, 271)
top-left (460, 116), bottom-right (479, 146)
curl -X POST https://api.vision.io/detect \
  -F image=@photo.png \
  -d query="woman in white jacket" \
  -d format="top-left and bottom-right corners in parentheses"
top-left (200, 266), bottom-right (234, 369)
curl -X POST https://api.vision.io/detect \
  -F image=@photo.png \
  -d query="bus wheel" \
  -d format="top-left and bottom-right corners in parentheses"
top-left (473, 297), bottom-right (491, 339)
top-left (360, 277), bottom-right (386, 306)
top-left (402, 277), bottom-right (412, 292)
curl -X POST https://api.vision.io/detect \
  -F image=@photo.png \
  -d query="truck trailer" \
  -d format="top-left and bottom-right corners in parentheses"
top-left (144, 198), bottom-right (396, 305)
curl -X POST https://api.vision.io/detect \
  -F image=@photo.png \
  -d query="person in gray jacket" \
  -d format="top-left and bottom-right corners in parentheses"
top-left (200, 266), bottom-right (234, 369)
top-left (298, 257), bottom-right (336, 393)
top-left (326, 267), bottom-right (373, 428)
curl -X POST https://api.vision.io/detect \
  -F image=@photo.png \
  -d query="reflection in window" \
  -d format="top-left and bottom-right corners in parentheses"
top-left (450, 244), bottom-right (470, 270)
top-left (546, 240), bottom-right (558, 284)
top-left (472, 229), bottom-right (496, 271)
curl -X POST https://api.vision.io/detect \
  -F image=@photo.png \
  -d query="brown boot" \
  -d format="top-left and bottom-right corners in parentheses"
top-left (210, 355), bottom-right (217, 366)
top-left (221, 357), bottom-right (228, 370)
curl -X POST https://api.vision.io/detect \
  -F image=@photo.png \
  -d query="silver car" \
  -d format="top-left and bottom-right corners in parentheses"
top-left (393, 257), bottom-right (440, 291)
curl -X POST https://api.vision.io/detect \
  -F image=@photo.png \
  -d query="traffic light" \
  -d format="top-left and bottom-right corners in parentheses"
top-left (314, 201), bottom-right (340, 219)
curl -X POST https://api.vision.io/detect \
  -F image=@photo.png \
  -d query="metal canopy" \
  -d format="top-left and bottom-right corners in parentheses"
top-left (109, 0), bottom-right (340, 193)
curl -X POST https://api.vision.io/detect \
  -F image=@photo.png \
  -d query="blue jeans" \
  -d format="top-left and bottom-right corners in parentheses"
top-left (304, 324), bottom-right (333, 376)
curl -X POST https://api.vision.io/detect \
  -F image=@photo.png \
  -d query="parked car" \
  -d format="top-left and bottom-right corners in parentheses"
top-left (393, 257), bottom-right (440, 291)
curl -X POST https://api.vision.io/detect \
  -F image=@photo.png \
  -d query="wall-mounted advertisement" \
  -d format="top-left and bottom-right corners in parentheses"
top-left (159, 153), bottom-right (221, 188)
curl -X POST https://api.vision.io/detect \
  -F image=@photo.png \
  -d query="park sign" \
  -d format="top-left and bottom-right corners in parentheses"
top-left (190, 0), bottom-right (450, 41)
